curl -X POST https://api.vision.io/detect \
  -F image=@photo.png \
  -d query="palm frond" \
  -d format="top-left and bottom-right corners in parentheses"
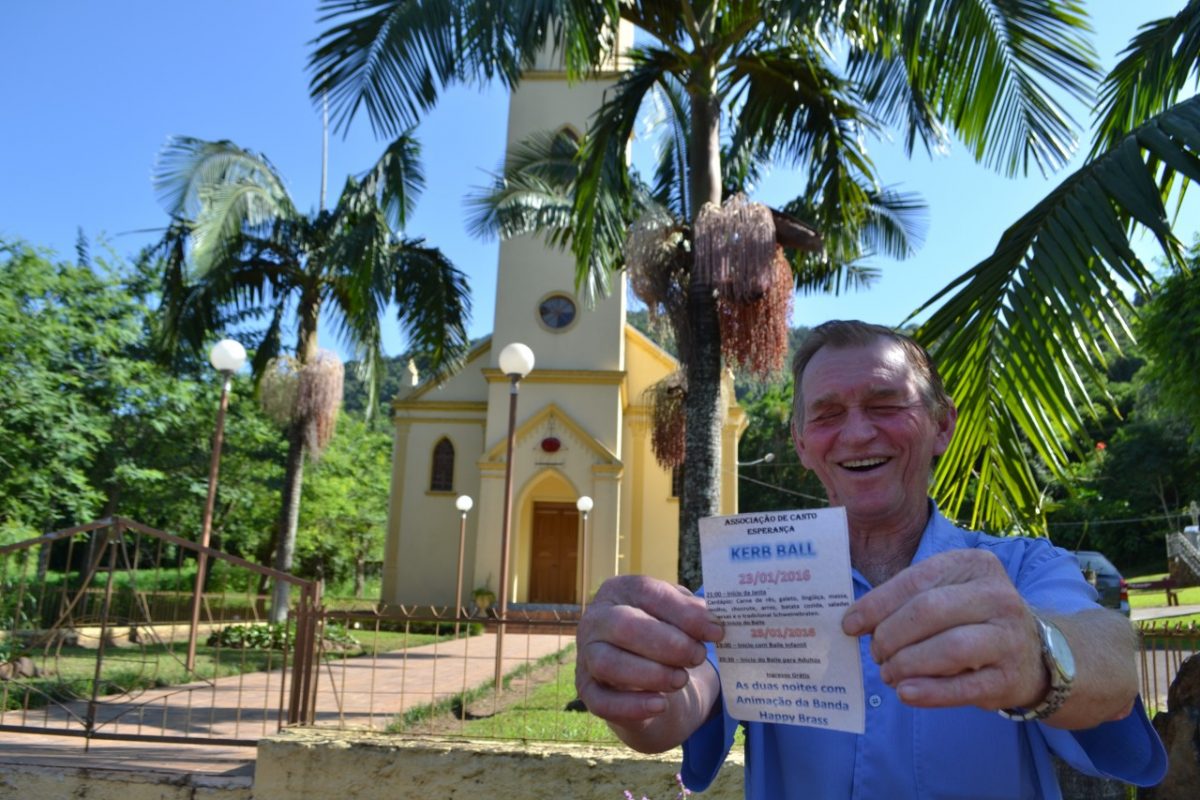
top-left (1090, 0), bottom-right (1200, 158)
top-left (573, 47), bottom-right (677, 302)
top-left (893, 0), bottom-right (1100, 177)
top-left (465, 128), bottom-right (580, 242)
top-left (309, 0), bottom-right (618, 136)
top-left (190, 181), bottom-right (291, 277)
top-left (728, 44), bottom-right (878, 177)
top-left (153, 137), bottom-right (291, 219)
top-left (911, 97), bottom-right (1200, 534)
top-left (645, 76), bottom-right (691, 217)
top-left (355, 131), bottom-right (426, 229)
top-left (777, 178), bottom-right (926, 294)
top-left (388, 237), bottom-right (472, 370)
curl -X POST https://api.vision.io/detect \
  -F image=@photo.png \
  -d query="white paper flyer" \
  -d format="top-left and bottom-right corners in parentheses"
top-left (699, 507), bottom-right (865, 734)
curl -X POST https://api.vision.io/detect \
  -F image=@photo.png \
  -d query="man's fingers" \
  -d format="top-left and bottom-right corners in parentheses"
top-left (843, 550), bottom-right (1004, 636)
top-left (867, 579), bottom-right (1026, 664)
top-left (574, 574), bottom-right (723, 731)
top-left (586, 601), bottom-right (711, 670)
top-left (592, 576), bottom-right (724, 644)
top-left (891, 666), bottom-right (1015, 710)
top-left (876, 623), bottom-right (1008, 685)
top-left (581, 638), bottom-right (692, 695)
top-left (575, 675), bottom-right (668, 724)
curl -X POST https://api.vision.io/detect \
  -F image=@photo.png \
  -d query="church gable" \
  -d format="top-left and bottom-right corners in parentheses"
top-left (484, 403), bottom-right (619, 468)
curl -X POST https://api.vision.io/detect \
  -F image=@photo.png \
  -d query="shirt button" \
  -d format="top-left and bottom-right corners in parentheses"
top-left (868, 694), bottom-right (882, 708)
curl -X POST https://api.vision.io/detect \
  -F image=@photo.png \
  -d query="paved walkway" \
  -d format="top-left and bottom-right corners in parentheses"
top-left (1132, 603), bottom-right (1200, 622)
top-left (0, 630), bottom-right (573, 778)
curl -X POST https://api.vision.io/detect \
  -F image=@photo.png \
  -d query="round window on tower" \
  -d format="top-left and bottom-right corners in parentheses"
top-left (537, 293), bottom-right (578, 331)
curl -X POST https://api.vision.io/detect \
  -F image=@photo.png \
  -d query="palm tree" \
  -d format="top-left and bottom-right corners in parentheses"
top-left (151, 134), bottom-right (471, 618)
top-left (309, 1), bottom-right (1101, 586)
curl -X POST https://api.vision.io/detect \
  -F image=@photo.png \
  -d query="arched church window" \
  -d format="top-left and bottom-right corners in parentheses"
top-left (430, 438), bottom-right (455, 492)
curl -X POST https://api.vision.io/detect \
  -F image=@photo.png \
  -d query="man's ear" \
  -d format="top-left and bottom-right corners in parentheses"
top-left (932, 403), bottom-right (958, 457)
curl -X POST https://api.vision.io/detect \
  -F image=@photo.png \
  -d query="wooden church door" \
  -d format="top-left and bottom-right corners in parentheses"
top-left (529, 502), bottom-right (579, 603)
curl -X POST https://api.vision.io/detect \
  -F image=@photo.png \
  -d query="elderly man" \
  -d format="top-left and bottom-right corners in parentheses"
top-left (576, 321), bottom-right (1165, 798)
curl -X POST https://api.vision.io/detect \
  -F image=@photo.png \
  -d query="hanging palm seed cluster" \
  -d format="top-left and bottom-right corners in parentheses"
top-left (646, 371), bottom-right (688, 468)
top-left (259, 355), bottom-right (302, 426)
top-left (626, 210), bottom-right (690, 468)
top-left (258, 350), bottom-right (344, 458)
top-left (296, 350), bottom-right (344, 456)
top-left (627, 194), bottom-right (799, 470)
top-left (626, 207), bottom-right (690, 355)
top-left (694, 194), bottom-right (792, 379)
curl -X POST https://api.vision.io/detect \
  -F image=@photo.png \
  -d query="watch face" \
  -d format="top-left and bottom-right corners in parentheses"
top-left (538, 294), bottom-right (577, 329)
top-left (1042, 619), bottom-right (1077, 682)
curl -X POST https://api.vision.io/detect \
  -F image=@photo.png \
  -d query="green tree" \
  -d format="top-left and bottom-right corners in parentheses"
top-left (0, 241), bottom-right (129, 529)
top-left (297, 413), bottom-right (390, 595)
top-left (0, 239), bottom-right (292, 565)
top-left (150, 135), bottom-right (472, 617)
top-left (310, 0), bottom-right (1100, 586)
top-left (1138, 244), bottom-right (1200, 445)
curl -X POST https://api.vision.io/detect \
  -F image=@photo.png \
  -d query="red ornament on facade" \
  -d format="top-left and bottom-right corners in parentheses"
top-left (540, 436), bottom-right (562, 453)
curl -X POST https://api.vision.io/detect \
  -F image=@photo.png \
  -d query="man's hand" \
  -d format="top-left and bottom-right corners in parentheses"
top-left (840, 549), bottom-right (1139, 728)
top-left (841, 549), bottom-right (1048, 711)
top-left (576, 575), bottom-right (724, 752)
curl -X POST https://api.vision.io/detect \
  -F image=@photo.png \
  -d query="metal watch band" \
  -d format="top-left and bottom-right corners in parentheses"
top-left (997, 616), bottom-right (1074, 722)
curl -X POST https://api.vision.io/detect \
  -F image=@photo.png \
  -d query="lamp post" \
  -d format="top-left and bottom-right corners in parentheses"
top-left (186, 338), bottom-right (247, 672)
top-left (454, 494), bottom-right (473, 638)
top-left (494, 342), bottom-right (534, 693)
top-left (737, 452), bottom-right (775, 466)
top-left (575, 496), bottom-right (593, 612)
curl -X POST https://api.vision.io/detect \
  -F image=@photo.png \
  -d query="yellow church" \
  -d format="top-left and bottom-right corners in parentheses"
top-left (380, 25), bottom-right (746, 610)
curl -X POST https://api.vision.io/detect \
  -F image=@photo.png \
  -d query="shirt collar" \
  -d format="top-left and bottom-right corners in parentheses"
top-left (910, 500), bottom-right (970, 564)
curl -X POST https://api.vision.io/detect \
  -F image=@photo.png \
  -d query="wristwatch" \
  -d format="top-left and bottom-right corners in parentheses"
top-left (997, 616), bottom-right (1076, 722)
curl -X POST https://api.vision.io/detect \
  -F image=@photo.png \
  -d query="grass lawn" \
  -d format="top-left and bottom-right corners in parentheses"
top-left (1125, 572), bottom-right (1200, 628)
top-left (458, 649), bottom-right (618, 742)
top-left (1125, 572), bottom-right (1200, 608)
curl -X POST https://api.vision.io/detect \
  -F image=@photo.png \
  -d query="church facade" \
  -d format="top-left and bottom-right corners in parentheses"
top-left (380, 27), bottom-right (747, 609)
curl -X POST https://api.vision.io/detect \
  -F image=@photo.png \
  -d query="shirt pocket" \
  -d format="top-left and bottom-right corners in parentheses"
top-left (914, 707), bottom-right (1037, 799)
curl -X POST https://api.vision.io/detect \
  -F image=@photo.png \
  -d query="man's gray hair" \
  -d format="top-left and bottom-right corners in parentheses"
top-left (790, 320), bottom-right (953, 425)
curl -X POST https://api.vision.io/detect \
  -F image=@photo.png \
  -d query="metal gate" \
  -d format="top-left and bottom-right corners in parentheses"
top-left (0, 517), bottom-right (321, 745)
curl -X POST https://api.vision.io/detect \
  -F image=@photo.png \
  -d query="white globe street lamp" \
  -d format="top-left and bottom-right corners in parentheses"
top-left (576, 496), bottom-right (593, 611)
top-left (209, 338), bottom-right (248, 374)
top-left (187, 338), bottom-right (247, 671)
top-left (454, 495), bottom-right (474, 637)
top-left (494, 343), bottom-right (535, 693)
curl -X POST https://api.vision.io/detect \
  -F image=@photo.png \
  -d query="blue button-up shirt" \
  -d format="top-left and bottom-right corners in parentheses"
top-left (682, 507), bottom-right (1166, 799)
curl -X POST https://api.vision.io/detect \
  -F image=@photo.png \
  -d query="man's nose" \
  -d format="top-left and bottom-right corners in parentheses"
top-left (840, 407), bottom-right (878, 441)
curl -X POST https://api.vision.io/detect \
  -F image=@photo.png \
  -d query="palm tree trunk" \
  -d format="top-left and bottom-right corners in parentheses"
top-left (268, 292), bottom-right (321, 622)
top-left (679, 286), bottom-right (723, 589)
top-left (269, 421), bottom-right (306, 622)
top-left (678, 85), bottom-right (724, 589)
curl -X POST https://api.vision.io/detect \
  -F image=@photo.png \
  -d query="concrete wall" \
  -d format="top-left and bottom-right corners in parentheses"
top-left (0, 761), bottom-right (252, 800)
top-left (0, 734), bottom-right (745, 800)
top-left (254, 731), bottom-right (746, 800)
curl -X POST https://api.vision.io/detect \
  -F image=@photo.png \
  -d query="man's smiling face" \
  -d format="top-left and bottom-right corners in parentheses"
top-left (791, 338), bottom-right (956, 533)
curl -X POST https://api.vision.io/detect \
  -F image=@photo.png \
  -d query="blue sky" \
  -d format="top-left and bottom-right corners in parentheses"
top-left (1, 1), bottom-right (1193, 361)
